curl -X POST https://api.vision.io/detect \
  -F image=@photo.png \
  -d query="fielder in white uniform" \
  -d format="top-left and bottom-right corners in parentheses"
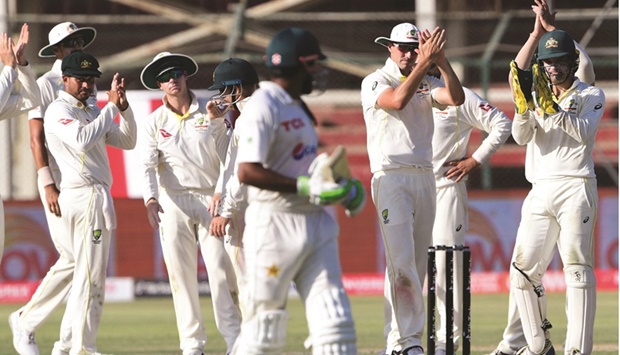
top-left (207, 58), bottom-right (260, 297)
top-left (0, 22), bottom-right (40, 263)
top-left (139, 52), bottom-right (240, 355)
top-left (360, 23), bottom-right (464, 355)
top-left (11, 22), bottom-right (98, 355)
top-left (491, 1), bottom-right (598, 354)
top-left (233, 27), bottom-right (364, 355)
top-left (506, 12), bottom-right (604, 352)
top-left (430, 66), bottom-right (512, 355)
top-left (41, 51), bottom-right (136, 355)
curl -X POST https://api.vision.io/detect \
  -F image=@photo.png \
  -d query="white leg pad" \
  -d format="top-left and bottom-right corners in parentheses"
top-left (307, 287), bottom-right (357, 355)
top-left (233, 310), bottom-right (288, 355)
top-left (564, 265), bottom-right (596, 355)
top-left (511, 264), bottom-right (547, 354)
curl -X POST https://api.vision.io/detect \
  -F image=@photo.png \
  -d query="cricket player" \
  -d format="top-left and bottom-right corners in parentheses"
top-left (11, 21), bottom-right (97, 355)
top-left (207, 58), bottom-right (260, 295)
top-left (506, 5), bottom-right (604, 349)
top-left (0, 22), bottom-right (40, 264)
top-left (232, 27), bottom-right (365, 355)
top-left (39, 51), bottom-right (135, 354)
top-left (139, 52), bottom-right (240, 355)
top-left (429, 65), bottom-right (512, 355)
top-left (491, 1), bottom-right (598, 354)
top-left (361, 23), bottom-right (464, 355)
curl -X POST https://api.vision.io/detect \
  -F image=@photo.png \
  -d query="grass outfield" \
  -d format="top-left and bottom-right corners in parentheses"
top-left (0, 291), bottom-right (616, 354)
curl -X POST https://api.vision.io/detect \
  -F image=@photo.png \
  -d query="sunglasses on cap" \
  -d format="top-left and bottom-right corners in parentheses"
top-left (392, 43), bottom-right (418, 53)
top-left (60, 37), bottom-right (85, 48)
top-left (157, 70), bottom-right (185, 83)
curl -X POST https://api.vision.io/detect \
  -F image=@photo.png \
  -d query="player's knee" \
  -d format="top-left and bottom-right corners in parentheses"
top-left (233, 309), bottom-right (288, 355)
top-left (307, 287), bottom-right (357, 355)
top-left (564, 264), bottom-right (595, 289)
top-left (510, 263), bottom-right (536, 290)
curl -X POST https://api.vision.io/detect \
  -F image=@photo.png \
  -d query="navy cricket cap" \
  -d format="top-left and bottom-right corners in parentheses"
top-left (61, 51), bottom-right (101, 78)
top-left (208, 58), bottom-right (259, 91)
top-left (537, 30), bottom-right (576, 61)
top-left (265, 27), bottom-right (326, 68)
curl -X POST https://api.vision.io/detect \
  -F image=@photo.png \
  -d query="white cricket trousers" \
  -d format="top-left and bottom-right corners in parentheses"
top-left (372, 168), bottom-right (436, 353)
top-left (158, 189), bottom-right (241, 355)
top-left (224, 203), bottom-right (247, 302)
top-left (17, 180), bottom-right (74, 352)
top-left (432, 181), bottom-right (468, 351)
top-left (58, 185), bottom-right (113, 355)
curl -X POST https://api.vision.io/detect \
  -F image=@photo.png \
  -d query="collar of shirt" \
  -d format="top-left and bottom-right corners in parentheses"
top-left (58, 90), bottom-right (91, 110)
top-left (52, 59), bottom-right (62, 75)
top-left (383, 57), bottom-right (407, 82)
top-left (162, 90), bottom-right (200, 121)
top-left (556, 77), bottom-right (581, 102)
top-left (259, 81), bottom-right (294, 105)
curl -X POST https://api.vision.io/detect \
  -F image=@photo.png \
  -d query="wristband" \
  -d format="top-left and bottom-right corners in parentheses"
top-left (37, 166), bottom-right (55, 187)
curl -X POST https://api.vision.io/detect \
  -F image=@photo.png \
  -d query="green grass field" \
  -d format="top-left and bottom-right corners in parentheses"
top-left (0, 291), bottom-right (616, 354)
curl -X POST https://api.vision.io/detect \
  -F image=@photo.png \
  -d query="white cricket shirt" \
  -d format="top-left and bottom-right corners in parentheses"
top-left (361, 58), bottom-right (445, 173)
top-left (512, 78), bottom-right (605, 182)
top-left (236, 81), bottom-right (321, 212)
top-left (0, 63), bottom-right (39, 121)
top-left (140, 91), bottom-right (229, 204)
top-left (432, 87), bottom-right (511, 188)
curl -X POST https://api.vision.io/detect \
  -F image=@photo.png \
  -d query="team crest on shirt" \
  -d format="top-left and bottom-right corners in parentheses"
top-left (563, 99), bottom-right (577, 113)
top-left (381, 209), bottom-right (390, 224)
top-left (194, 116), bottom-right (210, 131)
top-left (92, 229), bottom-right (102, 244)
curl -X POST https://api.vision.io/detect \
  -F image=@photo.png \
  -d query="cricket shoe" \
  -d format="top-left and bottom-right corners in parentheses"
top-left (9, 311), bottom-right (39, 355)
top-left (400, 346), bottom-right (424, 355)
top-left (489, 350), bottom-right (515, 355)
top-left (515, 339), bottom-right (555, 355)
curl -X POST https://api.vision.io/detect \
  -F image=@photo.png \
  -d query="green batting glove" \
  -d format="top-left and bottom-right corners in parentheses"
top-left (342, 179), bottom-right (366, 217)
top-left (532, 63), bottom-right (560, 115)
top-left (297, 176), bottom-right (353, 206)
top-left (510, 61), bottom-right (534, 114)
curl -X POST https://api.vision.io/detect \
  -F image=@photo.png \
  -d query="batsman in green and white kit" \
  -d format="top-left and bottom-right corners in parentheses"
top-left (507, 25), bottom-right (604, 355)
top-left (233, 27), bottom-right (365, 355)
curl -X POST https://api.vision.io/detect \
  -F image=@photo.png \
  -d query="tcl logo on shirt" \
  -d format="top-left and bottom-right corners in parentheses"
top-left (159, 129), bottom-right (172, 138)
top-left (292, 143), bottom-right (317, 161)
top-left (281, 118), bottom-right (306, 132)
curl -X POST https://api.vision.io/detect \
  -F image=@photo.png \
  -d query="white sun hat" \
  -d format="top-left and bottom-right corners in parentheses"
top-left (39, 22), bottom-right (96, 58)
top-left (374, 23), bottom-right (420, 48)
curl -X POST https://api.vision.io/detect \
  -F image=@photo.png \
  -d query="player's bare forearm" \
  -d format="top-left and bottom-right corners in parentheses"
top-left (237, 162), bottom-right (297, 193)
top-left (29, 118), bottom-right (50, 170)
top-left (435, 60), bottom-right (464, 106)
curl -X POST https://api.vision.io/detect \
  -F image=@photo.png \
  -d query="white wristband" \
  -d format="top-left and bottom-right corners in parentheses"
top-left (37, 166), bottom-right (55, 187)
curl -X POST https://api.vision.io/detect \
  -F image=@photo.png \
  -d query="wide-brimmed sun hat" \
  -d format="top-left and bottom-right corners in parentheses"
top-left (39, 22), bottom-right (96, 58)
top-left (140, 52), bottom-right (198, 90)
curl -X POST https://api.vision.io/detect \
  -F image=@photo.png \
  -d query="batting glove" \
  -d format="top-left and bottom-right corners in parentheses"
top-left (297, 175), bottom-right (352, 206)
top-left (510, 60), bottom-right (534, 114)
top-left (342, 179), bottom-right (366, 217)
top-left (532, 63), bottom-right (560, 115)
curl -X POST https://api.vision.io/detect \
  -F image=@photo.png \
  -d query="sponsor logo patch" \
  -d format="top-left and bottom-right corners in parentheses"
top-left (92, 229), bottom-right (102, 244)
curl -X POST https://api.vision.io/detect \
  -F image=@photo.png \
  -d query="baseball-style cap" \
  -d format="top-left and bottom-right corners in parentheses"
top-left (537, 30), bottom-right (576, 61)
top-left (208, 58), bottom-right (259, 91)
top-left (39, 22), bottom-right (96, 58)
top-left (61, 51), bottom-right (101, 78)
top-left (265, 27), bottom-right (326, 68)
top-left (140, 52), bottom-right (198, 90)
top-left (375, 23), bottom-right (420, 48)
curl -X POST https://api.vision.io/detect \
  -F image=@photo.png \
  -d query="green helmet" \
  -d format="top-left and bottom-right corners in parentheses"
top-left (537, 30), bottom-right (576, 62)
top-left (208, 58), bottom-right (259, 91)
top-left (265, 27), bottom-right (326, 68)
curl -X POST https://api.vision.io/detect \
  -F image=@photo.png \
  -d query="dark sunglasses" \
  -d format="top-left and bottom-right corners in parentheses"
top-left (61, 37), bottom-right (85, 48)
top-left (393, 43), bottom-right (418, 53)
top-left (157, 70), bottom-right (185, 83)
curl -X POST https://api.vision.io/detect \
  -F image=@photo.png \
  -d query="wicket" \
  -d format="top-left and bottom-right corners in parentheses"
top-left (427, 245), bottom-right (471, 355)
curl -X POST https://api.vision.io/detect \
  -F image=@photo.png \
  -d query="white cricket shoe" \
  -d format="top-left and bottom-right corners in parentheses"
top-left (9, 311), bottom-right (40, 355)
top-left (51, 346), bottom-right (69, 355)
top-left (515, 339), bottom-right (555, 355)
